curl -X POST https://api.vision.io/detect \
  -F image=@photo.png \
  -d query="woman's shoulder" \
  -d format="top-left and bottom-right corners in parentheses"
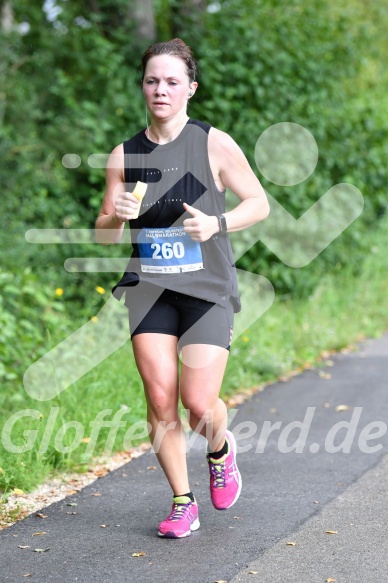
top-left (189, 118), bottom-right (238, 151)
top-left (208, 126), bottom-right (242, 158)
top-left (106, 142), bottom-right (124, 173)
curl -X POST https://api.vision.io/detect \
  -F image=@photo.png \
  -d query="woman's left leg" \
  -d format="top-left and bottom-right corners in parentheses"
top-left (179, 344), bottom-right (229, 452)
top-left (180, 343), bottom-right (242, 510)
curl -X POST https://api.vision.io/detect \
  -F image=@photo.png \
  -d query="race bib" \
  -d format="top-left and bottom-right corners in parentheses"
top-left (137, 227), bottom-right (203, 273)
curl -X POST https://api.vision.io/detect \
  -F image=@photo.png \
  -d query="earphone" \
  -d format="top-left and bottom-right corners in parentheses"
top-left (188, 90), bottom-right (193, 97)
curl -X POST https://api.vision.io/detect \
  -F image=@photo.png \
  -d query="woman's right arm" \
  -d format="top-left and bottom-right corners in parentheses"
top-left (95, 144), bottom-right (141, 244)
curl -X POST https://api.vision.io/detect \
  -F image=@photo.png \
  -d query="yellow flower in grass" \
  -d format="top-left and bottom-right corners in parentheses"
top-left (242, 336), bottom-right (250, 343)
top-left (55, 288), bottom-right (64, 296)
top-left (91, 316), bottom-right (98, 323)
top-left (96, 286), bottom-right (105, 295)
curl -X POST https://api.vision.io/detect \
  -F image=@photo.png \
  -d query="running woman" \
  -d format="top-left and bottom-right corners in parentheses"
top-left (96, 38), bottom-right (269, 538)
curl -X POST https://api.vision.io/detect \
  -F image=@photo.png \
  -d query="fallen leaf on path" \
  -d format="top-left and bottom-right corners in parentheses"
top-left (18, 545), bottom-right (30, 549)
top-left (94, 469), bottom-right (109, 477)
top-left (32, 532), bottom-right (46, 536)
top-left (325, 530), bottom-right (338, 535)
top-left (318, 372), bottom-right (332, 380)
top-left (99, 524), bottom-right (108, 528)
top-left (147, 466), bottom-right (157, 470)
top-left (91, 492), bottom-right (102, 496)
top-left (234, 516), bottom-right (243, 520)
top-left (287, 542), bottom-right (296, 546)
top-left (248, 571), bottom-right (259, 575)
top-left (214, 580), bottom-right (228, 583)
top-left (67, 502), bottom-right (77, 506)
top-left (33, 548), bottom-right (50, 552)
top-left (35, 513), bottom-right (48, 518)
top-left (326, 578), bottom-right (336, 582)
top-left (22, 574), bottom-right (32, 577)
top-left (132, 551), bottom-right (146, 557)
top-left (335, 405), bottom-right (350, 412)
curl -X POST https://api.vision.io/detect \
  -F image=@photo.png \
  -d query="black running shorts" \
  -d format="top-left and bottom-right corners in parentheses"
top-left (125, 282), bottom-right (234, 351)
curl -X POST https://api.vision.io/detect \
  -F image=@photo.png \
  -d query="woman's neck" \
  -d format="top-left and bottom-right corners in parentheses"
top-left (147, 115), bottom-right (189, 144)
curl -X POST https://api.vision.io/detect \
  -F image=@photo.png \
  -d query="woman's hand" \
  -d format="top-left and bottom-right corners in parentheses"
top-left (114, 191), bottom-right (141, 222)
top-left (182, 203), bottom-right (219, 242)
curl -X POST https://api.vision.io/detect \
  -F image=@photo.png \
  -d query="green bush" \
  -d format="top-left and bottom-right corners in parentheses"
top-left (0, 268), bottom-right (68, 382)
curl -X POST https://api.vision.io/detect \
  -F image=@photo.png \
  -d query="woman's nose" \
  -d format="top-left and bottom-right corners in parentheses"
top-left (155, 83), bottom-right (167, 95)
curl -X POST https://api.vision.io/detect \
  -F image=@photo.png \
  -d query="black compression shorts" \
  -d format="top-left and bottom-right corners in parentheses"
top-left (125, 282), bottom-right (234, 351)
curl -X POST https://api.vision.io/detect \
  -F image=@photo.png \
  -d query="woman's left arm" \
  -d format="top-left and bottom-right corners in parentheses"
top-left (210, 128), bottom-right (270, 232)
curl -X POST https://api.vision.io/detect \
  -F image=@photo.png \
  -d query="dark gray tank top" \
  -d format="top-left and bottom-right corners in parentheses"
top-left (112, 119), bottom-right (241, 312)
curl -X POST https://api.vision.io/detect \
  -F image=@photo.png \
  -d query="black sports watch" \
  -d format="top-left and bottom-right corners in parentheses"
top-left (217, 214), bottom-right (227, 234)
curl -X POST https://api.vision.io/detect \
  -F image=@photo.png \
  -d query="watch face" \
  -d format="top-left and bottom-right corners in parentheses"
top-left (219, 214), bottom-right (227, 233)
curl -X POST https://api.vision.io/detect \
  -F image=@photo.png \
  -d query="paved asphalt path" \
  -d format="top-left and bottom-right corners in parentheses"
top-left (2, 334), bottom-right (388, 583)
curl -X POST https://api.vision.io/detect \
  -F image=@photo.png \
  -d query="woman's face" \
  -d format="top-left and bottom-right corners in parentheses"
top-left (142, 55), bottom-right (196, 121)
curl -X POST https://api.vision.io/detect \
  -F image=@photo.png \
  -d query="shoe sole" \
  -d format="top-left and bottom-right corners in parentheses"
top-left (158, 518), bottom-right (200, 538)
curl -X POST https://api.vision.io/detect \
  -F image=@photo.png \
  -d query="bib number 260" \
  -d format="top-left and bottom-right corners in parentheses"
top-left (151, 242), bottom-right (185, 260)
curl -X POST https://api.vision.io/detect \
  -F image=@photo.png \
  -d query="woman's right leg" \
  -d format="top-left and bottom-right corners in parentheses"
top-left (132, 332), bottom-right (191, 496)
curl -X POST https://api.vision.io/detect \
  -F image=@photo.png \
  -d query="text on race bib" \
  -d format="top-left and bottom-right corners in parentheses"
top-left (137, 227), bottom-right (203, 274)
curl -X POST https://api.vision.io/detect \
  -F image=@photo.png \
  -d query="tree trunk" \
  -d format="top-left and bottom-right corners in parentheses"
top-left (132, 0), bottom-right (156, 42)
top-left (1, 1), bottom-right (13, 33)
top-left (171, 0), bottom-right (206, 39)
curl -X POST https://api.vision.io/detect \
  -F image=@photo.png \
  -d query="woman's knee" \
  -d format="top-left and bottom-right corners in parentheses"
top-left (145, 382), bottom-right (178, 418)
top-left (181, 395), bottom-right (216, 425)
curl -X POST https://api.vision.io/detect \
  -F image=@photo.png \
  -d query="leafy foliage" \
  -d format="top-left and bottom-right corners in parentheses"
top-left (187, 0), bottom-right (388, 293)
top-left (0, 268), bottom-right (70, 382)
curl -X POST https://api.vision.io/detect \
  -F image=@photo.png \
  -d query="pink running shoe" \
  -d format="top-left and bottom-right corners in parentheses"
top-left (158, 496), bottom-right (200, 538)
top-left (207, 430), bottom-right (242, 510)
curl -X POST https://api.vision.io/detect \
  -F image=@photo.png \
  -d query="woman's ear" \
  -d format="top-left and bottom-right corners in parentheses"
top-left (188, 82), bottom-right (198, 98)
